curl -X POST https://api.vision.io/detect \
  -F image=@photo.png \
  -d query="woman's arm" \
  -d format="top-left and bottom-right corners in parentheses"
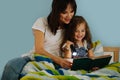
top-left (33, 29), bottom-right (72, 68)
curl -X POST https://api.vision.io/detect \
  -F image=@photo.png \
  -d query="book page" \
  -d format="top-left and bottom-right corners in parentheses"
top-left (90, 55), bottom-right (111, 60)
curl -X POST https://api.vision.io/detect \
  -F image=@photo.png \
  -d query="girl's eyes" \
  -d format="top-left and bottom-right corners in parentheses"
top-left (81, 30), bottom-right (85, 32)
top-left (75, 30), bottom-right (79, 33)
top-left (75, 30), bottom-right (85, 33)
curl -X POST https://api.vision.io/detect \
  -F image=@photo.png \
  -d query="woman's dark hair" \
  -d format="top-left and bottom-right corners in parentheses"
top-left (61, 16), bottom-right (93, 50)
top-left (47, 0), bottom-right (77, 35)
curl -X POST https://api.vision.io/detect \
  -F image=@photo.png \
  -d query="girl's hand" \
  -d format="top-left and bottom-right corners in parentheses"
top-left (92, 67), bottom-right (99, 71)
top-left (62, 40), bottom-right (73, 51)
top-left (66, 40), bottom-right (74, 47)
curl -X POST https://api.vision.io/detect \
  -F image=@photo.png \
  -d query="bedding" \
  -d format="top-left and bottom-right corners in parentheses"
top-left (2, 40), bottom-right (120, 80)
top-left (20, 54), bottom-right (120, 80)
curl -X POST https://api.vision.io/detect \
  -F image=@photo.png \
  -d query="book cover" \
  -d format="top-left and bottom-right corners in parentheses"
top-left (71, 55), bottom-right (112, 71)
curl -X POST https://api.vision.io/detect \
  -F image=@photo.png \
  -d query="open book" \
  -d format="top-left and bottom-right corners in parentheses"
top-left (71, 55), bottom-right (112, 71)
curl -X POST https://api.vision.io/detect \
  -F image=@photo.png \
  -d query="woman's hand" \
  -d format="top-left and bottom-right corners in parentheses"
top-left (57, 58), bottom-right (73, 69)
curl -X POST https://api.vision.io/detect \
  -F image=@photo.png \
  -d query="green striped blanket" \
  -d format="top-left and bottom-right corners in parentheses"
top-left (20, 54), bottom-right (120, 80)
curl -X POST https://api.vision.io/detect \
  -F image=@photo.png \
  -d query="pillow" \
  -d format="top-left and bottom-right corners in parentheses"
top-left (92, 40), bottom-right (104, 56)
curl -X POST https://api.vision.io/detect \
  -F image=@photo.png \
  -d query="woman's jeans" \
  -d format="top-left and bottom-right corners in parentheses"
top-left (1, 56), bottom-right (30, 80)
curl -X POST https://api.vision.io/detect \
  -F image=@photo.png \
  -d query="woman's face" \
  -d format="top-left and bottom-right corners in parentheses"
top-left (60, 4), bottom-right (74, 24)
top-left (74, 23), bottom-right (86, 42)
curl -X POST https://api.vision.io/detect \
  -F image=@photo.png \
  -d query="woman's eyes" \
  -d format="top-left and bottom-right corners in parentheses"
top-left (62, 10), bottom-right (74, 14)
top-left (70, 10), bottom-right (74, 13)
top-left (61, 11), bottom-right (66, 14)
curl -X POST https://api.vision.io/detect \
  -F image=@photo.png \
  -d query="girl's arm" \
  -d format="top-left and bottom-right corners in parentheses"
top-left (63, 45), bottom-right (72, 58)
top-left (88, 49), bottom-right (94, 58)
top-left (33, 29), bottom-right (72, 68)
top-left (62, 41), bottom-right (73, 58)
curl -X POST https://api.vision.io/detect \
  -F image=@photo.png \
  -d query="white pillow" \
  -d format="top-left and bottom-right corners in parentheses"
top-left (92, 40), bottom-right (104, 56)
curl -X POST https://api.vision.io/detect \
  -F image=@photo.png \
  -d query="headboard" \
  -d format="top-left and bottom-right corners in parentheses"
top-left (103, 46), bottom-right (120, 62)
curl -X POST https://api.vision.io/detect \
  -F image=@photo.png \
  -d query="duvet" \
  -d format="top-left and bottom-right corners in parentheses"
top-left (20, 54), bottom-right (120, 80)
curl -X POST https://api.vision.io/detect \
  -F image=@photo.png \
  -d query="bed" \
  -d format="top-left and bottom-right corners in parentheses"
top-left (103, 46), bottom-right (119, 62)
top-left (1, 46), bottom-right (120, 80)
top-left (19, 46), bottom-right (120, 80)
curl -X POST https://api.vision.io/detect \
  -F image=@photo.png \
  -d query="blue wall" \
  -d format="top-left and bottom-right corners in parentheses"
top-left (0, 0), bottom-right (120, 78)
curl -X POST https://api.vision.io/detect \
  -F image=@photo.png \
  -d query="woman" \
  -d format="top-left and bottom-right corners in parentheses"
top-left (32, 0), bottom-right (77, 69)
top-left (1, 0), bottom-right (77, 80)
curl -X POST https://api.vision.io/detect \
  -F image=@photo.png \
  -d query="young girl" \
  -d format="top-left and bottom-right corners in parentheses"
top-left (61, 16), bottom-right (94, 59)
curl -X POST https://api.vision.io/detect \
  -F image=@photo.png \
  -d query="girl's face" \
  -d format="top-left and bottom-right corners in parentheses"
top-left (60, 4), bottom-right (74, 24)
top-left (74, 23), bottom-right (86, 42)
